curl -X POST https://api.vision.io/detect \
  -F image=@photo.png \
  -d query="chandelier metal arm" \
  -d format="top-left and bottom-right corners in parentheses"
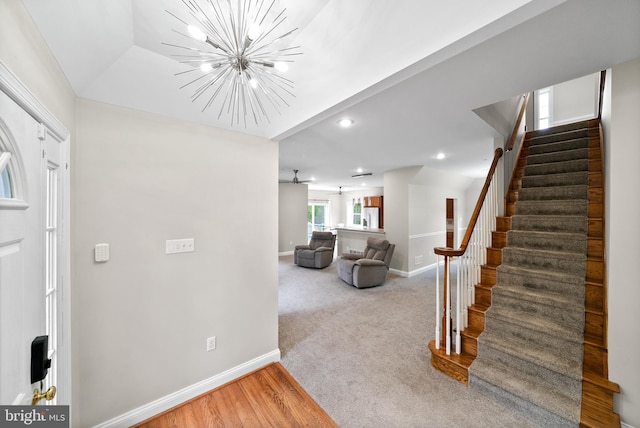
top-left (167, 0), bottom-right (301, 126)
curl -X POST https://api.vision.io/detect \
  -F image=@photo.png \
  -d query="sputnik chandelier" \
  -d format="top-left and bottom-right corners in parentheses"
top-left (165, 0), bottom-right (301, 126)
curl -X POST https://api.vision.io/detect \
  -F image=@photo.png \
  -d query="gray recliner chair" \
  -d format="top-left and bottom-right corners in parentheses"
top-left (294, 231), bottom-right (336, 269)
top-left (338, 237), bottom-right (395, 288)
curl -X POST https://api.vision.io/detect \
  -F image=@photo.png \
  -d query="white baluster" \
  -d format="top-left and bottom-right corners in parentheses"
top-left (456, 256), bottom-right (461, 354)
top-left (445, 257), bottom-right (451, 355)
top-left (435, 254), bottom-right (440, 350)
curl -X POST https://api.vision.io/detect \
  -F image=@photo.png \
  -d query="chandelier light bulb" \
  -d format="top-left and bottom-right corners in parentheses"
top-left (187, 25), bottom-right (207, 42)
top-left (274, 62), bottom-right (289, 72)
top-left (249, 78), bottom-right (258, 89)
top-left (247, 24), bottom-right (262, 41)
top-left (200, 63), bottom-right (213, 73)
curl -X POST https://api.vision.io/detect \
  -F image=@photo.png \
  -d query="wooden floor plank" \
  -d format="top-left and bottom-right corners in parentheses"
top-left (133, 363), bottom-right (337, 428)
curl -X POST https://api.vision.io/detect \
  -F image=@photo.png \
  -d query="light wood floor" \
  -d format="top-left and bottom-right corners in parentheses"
top-left (132, 363), bottom-right (337, 428)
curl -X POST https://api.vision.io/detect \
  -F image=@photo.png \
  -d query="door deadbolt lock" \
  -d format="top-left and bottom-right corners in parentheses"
top-left (32, 386), bottom-right (56, 405)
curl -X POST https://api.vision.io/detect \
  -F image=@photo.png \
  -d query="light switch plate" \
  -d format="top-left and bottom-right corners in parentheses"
top-left (95, 243), bottom-right (109, 262)
top-left (166, 238), bottom-right (195, 254)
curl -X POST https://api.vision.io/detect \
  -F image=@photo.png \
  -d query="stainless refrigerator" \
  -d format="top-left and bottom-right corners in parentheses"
top-left (362, 207), bottom-right (379, 229)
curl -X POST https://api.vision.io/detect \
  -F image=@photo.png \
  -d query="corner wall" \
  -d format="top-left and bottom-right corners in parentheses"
top-left (279, 183), bottom-right (308, 253)
top-left (604, 58), bottom-right (640, 427)
top-left (385, 166), bottom-right (474, 275)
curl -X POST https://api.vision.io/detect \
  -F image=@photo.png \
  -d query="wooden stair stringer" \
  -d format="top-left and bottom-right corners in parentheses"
top-left (579, 122), bottom-right (620, 427)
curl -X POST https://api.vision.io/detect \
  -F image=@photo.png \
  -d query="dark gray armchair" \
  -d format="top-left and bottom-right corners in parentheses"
top-left (338, 237), bottom-right (395, 288)
top-left (294, 231), bottom-right (336, 269)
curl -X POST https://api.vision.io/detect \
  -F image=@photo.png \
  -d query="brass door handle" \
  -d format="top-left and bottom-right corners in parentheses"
top-left (32, 386), bottom-right (56, 405)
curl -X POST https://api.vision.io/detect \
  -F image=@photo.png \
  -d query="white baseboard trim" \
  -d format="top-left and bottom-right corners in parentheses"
top-left (389, 268), bottom-right (408, 277)
top-left (621, 421), bottom-right (635, 428)
top-left (390, 261), bottom-right (441, 278)
top-left (94, 349), bottom-right (281, 428)
top-left (279, 250), bottom-right (294, 256)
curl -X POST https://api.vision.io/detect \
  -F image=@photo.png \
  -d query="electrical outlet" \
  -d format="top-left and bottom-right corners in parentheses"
top-left (206, 336), bottom-right (216, 352)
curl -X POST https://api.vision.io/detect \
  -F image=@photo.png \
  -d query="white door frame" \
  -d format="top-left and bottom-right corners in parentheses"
top-left (0, 61), bottom-right (71, 405)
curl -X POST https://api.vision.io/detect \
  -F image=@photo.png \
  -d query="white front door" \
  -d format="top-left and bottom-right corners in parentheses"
top-left (0, 69), bottom-right (70, 406)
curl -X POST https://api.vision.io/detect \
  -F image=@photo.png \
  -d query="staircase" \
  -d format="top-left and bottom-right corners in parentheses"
top-left (429, 119), bottom-right (620, 426)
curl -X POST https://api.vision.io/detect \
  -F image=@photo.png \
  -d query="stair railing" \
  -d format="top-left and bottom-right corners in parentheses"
top-left (433, 92), bottom-right (529, 356)
top-left (434, 147), bottom-right (503, 355)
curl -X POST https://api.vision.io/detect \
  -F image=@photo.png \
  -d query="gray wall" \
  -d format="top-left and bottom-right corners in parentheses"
top-left (74, 99), bottom-right (279, 426)
top-left (278, 183), bottom-right (308, 253)
top-left (553, 73), bottom-right (598, 125)
top-left (604, 58), bottom-right (640, 427)
top-left (0, 2), bottom-right (75, 128)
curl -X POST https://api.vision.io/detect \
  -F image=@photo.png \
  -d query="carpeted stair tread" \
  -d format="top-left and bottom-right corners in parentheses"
top-left (496, 264), bottom-right (584, 295)
top-left (530, 120), bottom-right (591, 137)
top-left (470, 357), bottom-right (580, 426)
top-left (527, 137), bottom-right (589, 155)
top-left (527, 148), bottom-right (589, 165)
top-left (491, 285), bottom-right (583, 314)
top-left (506, 229), bottom-right (586, 253)
top-left (483, 313), bottom-right (583, 357)
top-left (510, 214), bottom-right (588, 233)
top-left (489, 289), bottom-right (584, 331)
top-left (485, 304), bottom-right (584, 344)
top-left (478, 333), bottom-right (583, 389)
top-left (529, 128), bottom-right (589, 145)
top-left (521, 171), bottom-right (589, 188)
top-left (515, 199), bottom-right (588, 216)
top-left (518, 185), bottom-right (588, 201)
top-left (501, 247), bottom-right (587, 275)
top-left (524, 159), bottom-right (589, 176)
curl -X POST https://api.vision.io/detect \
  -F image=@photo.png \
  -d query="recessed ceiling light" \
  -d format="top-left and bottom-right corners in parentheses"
top-left (436, 153), bottom-right (445, 160)
top-left (338, 118), bottom-right (354, 128)
top-left (356, 167), bottom-right (363, 173)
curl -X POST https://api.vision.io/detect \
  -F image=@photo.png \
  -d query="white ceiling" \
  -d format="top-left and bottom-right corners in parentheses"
top-left (22, 0), bottom-right (640, 190)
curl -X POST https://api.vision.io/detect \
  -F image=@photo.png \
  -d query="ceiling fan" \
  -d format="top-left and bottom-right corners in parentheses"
top-left (352, 172), bottom-right (373, 178)
top-left (280, 169), bottom-right (313, 184)
top-left (328, 186), bottom-right (344, 195)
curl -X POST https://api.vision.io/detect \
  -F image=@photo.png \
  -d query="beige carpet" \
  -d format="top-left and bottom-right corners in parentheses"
top-left (278, 255), bottom-right (540, 427)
